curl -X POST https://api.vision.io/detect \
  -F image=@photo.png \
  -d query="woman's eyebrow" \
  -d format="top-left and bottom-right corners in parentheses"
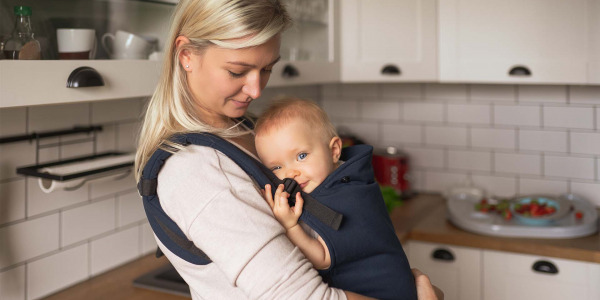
top-left (226, 56), bottom-right (281, 68)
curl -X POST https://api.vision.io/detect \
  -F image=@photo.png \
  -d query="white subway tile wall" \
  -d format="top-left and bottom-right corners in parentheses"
top-left (0, 98), bottom-right (156, 299)
top-left (1, 83), bottom-right (599, 299)
top-left (0, 265), bottom-right (25, 300)
top-left (321, 83), bottom-right (600, 207)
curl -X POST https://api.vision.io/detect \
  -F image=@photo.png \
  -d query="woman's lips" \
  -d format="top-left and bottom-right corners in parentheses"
top-left (231, 99), bottom-right (251, 107)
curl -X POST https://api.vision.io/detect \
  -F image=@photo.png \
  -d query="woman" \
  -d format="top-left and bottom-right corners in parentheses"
top-left (135, 0), bottom-right (441, 299)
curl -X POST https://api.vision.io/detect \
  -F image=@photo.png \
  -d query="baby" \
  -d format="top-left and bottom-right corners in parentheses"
top-left (255, 98), bottom-right (417, 300)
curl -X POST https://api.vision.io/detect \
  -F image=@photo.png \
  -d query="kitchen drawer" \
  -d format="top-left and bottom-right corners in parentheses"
top-left (483, 249), bottom-right (600, 300)
top-left (407, 241), bottom-right (482, 300)
top-left (0, 60), bottom-right (160, 108)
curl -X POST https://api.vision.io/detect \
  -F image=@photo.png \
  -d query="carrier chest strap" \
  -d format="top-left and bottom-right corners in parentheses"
top-left (139, 176), bottom-right (342, 231)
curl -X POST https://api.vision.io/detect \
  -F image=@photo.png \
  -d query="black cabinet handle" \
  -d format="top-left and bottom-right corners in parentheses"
top-left (381, 64), bottom-right (401, 75)
top-left (431, 248), bottom-right (454, 262)
top-left (508, 65), bottom-right (532, 76)
top-left (532, 260), bottom-right (559, 274)
top-left (282, 64), bottom-right (300, 78)
top-left (67, 66), bottom-right (105, 88)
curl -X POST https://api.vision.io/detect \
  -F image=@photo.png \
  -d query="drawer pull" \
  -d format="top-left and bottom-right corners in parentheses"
top-left (432, 248), bottom-right (454, 262)
top-left (532, 260), bottom-right (558, 274)
top-left (67, 66), bottom-right (105, 88)
top-left (282, 64), bottom-right (300, 78)
top-left (508, 65), bottom-right (532, 77)
top-left (381, 64), bottom-right (401, 75)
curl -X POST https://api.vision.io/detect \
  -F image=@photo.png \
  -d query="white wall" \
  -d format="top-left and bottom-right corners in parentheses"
top-left (1, 82), bottom-right (599, 299)
top-left (321, 83), bottom-right (600, 206)
top-left (0, 98), bottom-right (155, 300)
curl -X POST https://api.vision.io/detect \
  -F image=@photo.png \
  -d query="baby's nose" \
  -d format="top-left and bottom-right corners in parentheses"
top-left (285, 169), bottom-right (300, 178)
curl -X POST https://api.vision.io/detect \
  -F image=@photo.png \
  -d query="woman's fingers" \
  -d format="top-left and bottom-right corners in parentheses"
top-left (412, 268), bottom-right (442, 300)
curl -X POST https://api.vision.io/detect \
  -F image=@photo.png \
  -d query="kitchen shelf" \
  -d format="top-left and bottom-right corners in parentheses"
top-left (0, 60), bottom-right (161, 108)
top-left (16, 152), bottom-right (134, 182)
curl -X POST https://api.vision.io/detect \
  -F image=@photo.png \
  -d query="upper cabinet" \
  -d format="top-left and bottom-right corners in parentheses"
top-left (438, 0), bottom-right (593, 85)
top-left (267, 0), bottom-right (340, 87)
top-left (339, 0), bottom-right (437, 83)
top-left (589, 0), bottom-right (600, 84)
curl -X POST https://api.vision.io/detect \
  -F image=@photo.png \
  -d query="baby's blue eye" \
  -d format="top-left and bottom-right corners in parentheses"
top-left (297, 153), bottom-right (308, 161)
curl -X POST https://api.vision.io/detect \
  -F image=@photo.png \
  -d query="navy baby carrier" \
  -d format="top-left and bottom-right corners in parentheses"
top-left (138, 132), bottom-right (416, 300)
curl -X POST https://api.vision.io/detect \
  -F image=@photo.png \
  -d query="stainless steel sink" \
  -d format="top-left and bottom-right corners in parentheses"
top-left (133, 263), bottom-right (191, 298)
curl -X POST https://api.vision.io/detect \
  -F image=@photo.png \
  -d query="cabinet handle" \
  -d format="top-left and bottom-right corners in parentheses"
top-left (66, 66), bottom-right (105, 88)
top-left (282, 64), bottom-right (300, 78)
top-left (532, 260), bottom-right (559, 274)
top-left (381, 64), bottom-right (401, 76)
top-left (508, 65), bottom-right (532, 77)
top-left (431, 248), bottom-right (454, 262)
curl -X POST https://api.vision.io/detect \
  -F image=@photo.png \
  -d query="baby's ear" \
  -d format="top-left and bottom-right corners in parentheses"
top-left (329, 136), bottom-right (342, 163)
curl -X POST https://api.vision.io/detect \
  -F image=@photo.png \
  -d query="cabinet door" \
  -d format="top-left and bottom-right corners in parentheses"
top-left (408, 241), bottom-right (481, 300)
top-left (340, 0), bottom-right (437, 82)
top-left (0, 60), bottom-right (160, 108)
top-left (589, 0), bottom-right (600, 84)
top-left (439, 0), bottom-right (590, 84)
top-left (483, 250), bottom-right (600, 300)
top-left (267, 0), bottom-right (340, 87)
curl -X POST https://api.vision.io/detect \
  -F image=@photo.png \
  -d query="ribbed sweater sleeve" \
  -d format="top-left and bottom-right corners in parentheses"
top-left (157, 145), bottom-right (346, 300)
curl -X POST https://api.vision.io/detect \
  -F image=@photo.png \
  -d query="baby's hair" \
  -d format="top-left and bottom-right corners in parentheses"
top-left (255, 97), bottom-right (338, 143)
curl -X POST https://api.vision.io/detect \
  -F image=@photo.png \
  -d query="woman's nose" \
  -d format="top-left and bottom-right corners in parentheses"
top-left (242, 72), bottom-right (262, 99)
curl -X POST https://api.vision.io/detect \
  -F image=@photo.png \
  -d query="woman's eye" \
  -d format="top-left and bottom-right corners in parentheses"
top-left (228, 70), bottom-right (244, 78)
top-left (297, 153), bottom-right (308, 161)
top-left (262, 68), bottom-right (273, 74)
top-left (270, 166), bottom-right (281, 172)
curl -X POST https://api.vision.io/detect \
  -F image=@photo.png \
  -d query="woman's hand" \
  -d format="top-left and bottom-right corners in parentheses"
top-left (263, 184), bottom-right (304, 230)
top-left (412, 268), bottom-right (444, 300)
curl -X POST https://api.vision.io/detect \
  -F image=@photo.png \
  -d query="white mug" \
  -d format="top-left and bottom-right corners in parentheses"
top-left (57, 28), bottom-right (97, 59)
top-left (101, 30), bottom-right (156, 60)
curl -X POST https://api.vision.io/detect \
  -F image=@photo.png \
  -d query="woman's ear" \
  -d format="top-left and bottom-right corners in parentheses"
top-left (175, 36), bottom-right (193, 71)
top-left (329, 136), bottom-right (343, 163)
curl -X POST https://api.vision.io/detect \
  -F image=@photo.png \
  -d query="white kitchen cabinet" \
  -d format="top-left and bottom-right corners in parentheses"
top-left (0, 60), bottom-right (160, 108)
top-left (483, 250), bottom-right (600, 300)
top-left (267, 0), bottom-right (340, 87)
top-left (339, 0), bottom-right (437, 83)
top-left (407, 241), bottom-right (482, 300)
top-left (589, 0), bottom-right (600, 84)
top-left (438, 0), bottom-right (592, 85)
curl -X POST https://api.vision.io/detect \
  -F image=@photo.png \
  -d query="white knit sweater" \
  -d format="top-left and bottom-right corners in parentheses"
top-left (156, 144), bottom-right (346, 299)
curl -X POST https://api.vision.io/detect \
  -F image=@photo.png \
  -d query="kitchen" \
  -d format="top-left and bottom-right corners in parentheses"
top-left (1, 0), bottom-right (599, 299)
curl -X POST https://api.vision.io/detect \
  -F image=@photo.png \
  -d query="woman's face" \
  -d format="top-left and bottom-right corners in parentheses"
top-left (180, 35), bottom-right (281, 127)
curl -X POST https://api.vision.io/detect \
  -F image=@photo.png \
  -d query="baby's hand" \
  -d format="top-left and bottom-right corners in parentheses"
top-left (264, 184), bottom-right (304, 230)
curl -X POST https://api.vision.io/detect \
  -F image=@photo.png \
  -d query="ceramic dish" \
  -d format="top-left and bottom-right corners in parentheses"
top-left (509, 196), bottom-right (571, 225)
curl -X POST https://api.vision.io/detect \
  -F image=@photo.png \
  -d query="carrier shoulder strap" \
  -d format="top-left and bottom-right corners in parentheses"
top-left (138, 132), bottom-right (343, 265)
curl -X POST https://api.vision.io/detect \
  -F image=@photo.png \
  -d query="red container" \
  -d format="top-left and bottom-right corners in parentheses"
top-left (372, 147), bottom-right (410, 193)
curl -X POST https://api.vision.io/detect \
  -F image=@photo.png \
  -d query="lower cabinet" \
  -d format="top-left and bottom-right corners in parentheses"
top-left (407, 241), bottom-right (482, 300)
top-left (483, 250), bottom-right (600, 300)
top-left (407, 241), bottom-right (600, 300)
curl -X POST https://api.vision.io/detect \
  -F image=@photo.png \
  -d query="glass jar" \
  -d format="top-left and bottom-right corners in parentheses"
top-left (3, 6), bottom-right (41, 60)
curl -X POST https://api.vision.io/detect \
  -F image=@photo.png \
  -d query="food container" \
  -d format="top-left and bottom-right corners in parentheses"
top-left (372, 146), bottom-right (410, 194)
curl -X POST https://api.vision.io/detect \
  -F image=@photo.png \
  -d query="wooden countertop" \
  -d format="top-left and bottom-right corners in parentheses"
top-left (47, 193), bottom-right (600, 299)
top-left (45, 254), bottom-right (186, 300)
top-left (392, 193), bottom-right (600, 263)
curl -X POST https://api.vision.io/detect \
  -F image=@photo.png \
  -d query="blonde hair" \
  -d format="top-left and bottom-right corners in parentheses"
top-left (255, 97), bottom-right (338, 144)
top-left (135, 0), bottom-right (291, 181)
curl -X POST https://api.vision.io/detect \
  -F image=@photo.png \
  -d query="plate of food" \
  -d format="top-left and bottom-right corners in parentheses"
top-left (509, 196), bottom-right (571, 225)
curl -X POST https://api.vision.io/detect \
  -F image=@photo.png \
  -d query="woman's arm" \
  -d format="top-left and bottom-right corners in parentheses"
top-left (159, 146), bottom-right (346, 299)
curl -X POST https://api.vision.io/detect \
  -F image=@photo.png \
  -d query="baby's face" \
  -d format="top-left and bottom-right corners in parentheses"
top-left (256, 118), bottom-right (338, 193)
